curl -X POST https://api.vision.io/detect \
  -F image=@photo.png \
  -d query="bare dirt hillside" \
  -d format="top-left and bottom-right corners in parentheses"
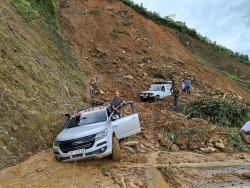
top-left (55, 0), bottom-right (250, 104)
top-left (0, 0), bottom-right (87, 168)
top-left (1, 0), bottom-right (250, 187)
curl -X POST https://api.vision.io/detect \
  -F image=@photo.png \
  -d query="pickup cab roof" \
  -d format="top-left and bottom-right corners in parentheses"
top-left (154, 81), bottom-right (172, 84)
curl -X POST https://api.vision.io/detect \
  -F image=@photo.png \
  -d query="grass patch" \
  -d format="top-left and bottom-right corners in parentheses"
top-left (166, 72), bottom-right (173, 80)
top-left (60, 60), bottom-right (86, 88)
top-left (116, 29), bottom-right (130, 36)
top-left (197, 58), bottom-right (205, 66)
top-left (12, 0), bottom-right (38, 22)
top-left (168, 128), bottom-right (209, 142)
top-left (12, 0), bottom-right (58, 29)
top-left (222, 71), bottom-right (242, 82)
top-left (0, 31), bottom-right (10, 39)
top-left (122, 21), bottom-right (131, 26)
top-left (89, 9), bottom-right (101, 15)
top-left (154, 72), bottom-right (166, 80)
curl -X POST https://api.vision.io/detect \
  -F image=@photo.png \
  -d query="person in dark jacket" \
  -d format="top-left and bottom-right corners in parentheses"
top-left (172, 87), bottom-right (179, 111)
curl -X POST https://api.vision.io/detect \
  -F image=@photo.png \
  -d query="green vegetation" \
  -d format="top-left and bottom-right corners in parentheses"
top-left (12, 0), bottom-right (38, 22)
top-left (116, 29), bottom-right (130, 36)
top-left (221, 71), bottom-right (250, 92)
top-left (122, 0), bottom-right (250, 65)
top-left (0, 31), bottom-right (11, 39)
top-left (222, 71), bottom-right (242, 82)
top-left (197, 58), bottom-right (205, 66)
top-left (89, 9), bottom-right (101, 15)
top-left (154, 72), bottom-right (166, 79)
top-left (184, 98), bottom-right (249, 127)
top-left (12, 0), bottom-right (58, 29)
top-left (168, 128), bottom-right (209, 142)
top-left (228, 129), bottom-right (250, 151)
top-left (60, 60), bottom-right (86, 87)
top-left (122, 21), bottom-right (131, 26)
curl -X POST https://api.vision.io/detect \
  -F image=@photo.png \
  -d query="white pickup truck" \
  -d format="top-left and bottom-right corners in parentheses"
top-left (140, 81), bottom-right (172, 102)
top-left (53, 101), bottom-right (141, 162)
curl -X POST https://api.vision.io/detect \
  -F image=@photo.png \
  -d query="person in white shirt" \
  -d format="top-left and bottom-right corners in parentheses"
top-left (181, 80), bottom-right (186, 95)
top-left (239, 121), bottom-right (250, 145)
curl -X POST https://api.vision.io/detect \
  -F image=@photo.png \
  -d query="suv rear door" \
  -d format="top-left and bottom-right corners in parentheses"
top-left (111, 102), bottom-right (141, 139)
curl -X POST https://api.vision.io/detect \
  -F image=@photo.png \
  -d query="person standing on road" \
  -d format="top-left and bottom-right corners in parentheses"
top-left (110, 91), bottom-right (125, 118)
top-left (239, 121), bottom-right (250, 145)
top-left (170, 79), bottom-right (176, 94)
top-left (172, 87), bottom-right (180, 111)
top-left (181, 80), bottom-right (186, 95)
top-left (185, 77), bottom-right (191, 95)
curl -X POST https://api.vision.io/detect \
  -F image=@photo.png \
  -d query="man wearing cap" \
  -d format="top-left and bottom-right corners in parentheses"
top-left (110, 91), bottom-right (125, 118)
top-left (239, 121), bottom-right (250, 145)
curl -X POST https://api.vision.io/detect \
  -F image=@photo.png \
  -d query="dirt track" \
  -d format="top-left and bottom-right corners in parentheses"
top-left (1, 149), bottom-right (250, 188)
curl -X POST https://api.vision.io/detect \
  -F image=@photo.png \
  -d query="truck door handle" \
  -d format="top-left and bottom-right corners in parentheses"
top-left (113, 125), bottom-right (118, 128)
top-left (132, 116), bottom-right (136, 119)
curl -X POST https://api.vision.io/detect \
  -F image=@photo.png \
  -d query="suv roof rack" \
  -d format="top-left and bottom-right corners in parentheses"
top-left (154, 81), bottom-right (172, 84)
top-left (77, 104), bottom-right (109, 112)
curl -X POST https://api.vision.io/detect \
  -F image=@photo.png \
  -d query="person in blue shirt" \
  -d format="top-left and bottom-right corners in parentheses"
top-left (185, 77), bottom-right (191, 95)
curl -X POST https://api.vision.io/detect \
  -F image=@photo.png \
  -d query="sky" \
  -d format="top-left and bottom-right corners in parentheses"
top-left (132, 0), bottom-right (250, 57)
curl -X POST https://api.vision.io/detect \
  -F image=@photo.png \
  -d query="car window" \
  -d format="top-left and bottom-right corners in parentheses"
top-left (147, 85), bottom-right (161, 91)
top-left (121, 103), bottom-right (133, 117)
top-left (67, 109), bottom-right (107, 128)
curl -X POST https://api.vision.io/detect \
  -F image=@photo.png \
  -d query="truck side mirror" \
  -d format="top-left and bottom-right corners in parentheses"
top-left (65, 113), bottom-right (70, 119)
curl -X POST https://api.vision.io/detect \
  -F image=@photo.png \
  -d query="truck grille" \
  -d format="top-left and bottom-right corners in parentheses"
top-left (59, 134), bottom-right (96, 153)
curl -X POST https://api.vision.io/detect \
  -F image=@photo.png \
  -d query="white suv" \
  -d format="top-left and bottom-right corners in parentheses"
top-left (140, 81), bottom-right (172, 102)
top-left (53, 101), bottom-right (141, 162)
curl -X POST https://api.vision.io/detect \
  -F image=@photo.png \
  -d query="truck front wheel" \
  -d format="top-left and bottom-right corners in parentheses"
top-left (111, 137), bottom-right (121, 161)
top-left (153, 96), bottom-right (159, 102)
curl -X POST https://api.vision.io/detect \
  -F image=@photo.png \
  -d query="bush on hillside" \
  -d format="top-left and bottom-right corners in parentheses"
top-left (154, 72), bottom-right (166, 80)
top-left (183, 98), bottom-right (249, 127)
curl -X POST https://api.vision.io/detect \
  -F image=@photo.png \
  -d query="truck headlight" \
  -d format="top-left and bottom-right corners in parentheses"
top-left (151, 93), bottom-right (154, 96)
top-left (53, 140), bottom-right (60, 148)
top-left (95, 129), bottom-right (108, 141)
top-left (140, 94), bottom-right (143, 96)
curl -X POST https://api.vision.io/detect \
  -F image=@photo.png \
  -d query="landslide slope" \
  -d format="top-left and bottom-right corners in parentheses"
top-left (56, 0), bottom-right (250, 104)
top-left (0, 0), bottom-right (87, 168)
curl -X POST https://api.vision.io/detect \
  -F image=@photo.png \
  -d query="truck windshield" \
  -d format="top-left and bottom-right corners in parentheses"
top-left (147, 85), bottom-right (161, 91)
top-left (67, 109), bottom-right (107, 128)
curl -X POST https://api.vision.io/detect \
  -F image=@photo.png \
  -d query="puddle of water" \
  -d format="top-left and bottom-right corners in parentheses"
top-left (203, 165), bottom-right (250, 178)
top-left (193, 180), bottom-right (250, 188)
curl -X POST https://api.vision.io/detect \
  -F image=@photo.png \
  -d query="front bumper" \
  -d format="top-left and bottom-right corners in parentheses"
top-left (53, 137), bottom-right (112, 162)
top-left (140, 96), bottom-right (154, 100)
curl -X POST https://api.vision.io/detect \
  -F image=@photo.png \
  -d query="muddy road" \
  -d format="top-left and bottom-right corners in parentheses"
top-left (0, 149), bottom-right (250, 188)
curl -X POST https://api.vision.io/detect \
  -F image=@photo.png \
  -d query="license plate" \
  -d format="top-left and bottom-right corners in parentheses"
top-left (143, 96), bottom-right (147, 98)
top-left (68, 149), bottom-right (85, 156)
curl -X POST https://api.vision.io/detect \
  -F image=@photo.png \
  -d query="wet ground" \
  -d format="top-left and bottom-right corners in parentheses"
top-left (0, 150), bottom-right (250, 188)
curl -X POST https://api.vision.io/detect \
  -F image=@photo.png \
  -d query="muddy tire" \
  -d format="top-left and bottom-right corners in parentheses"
top-left (153, 96), bottom-right (159, 102)
top-left (111, 137), bottom-right (121, 161)
top-left (54, 156), bottom-right (61, 162)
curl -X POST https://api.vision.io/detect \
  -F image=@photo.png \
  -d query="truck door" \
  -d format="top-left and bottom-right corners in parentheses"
top-left (165, 84), bottom-right (172, 96)
top-left (111, 102), bottom-right (141, 140)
